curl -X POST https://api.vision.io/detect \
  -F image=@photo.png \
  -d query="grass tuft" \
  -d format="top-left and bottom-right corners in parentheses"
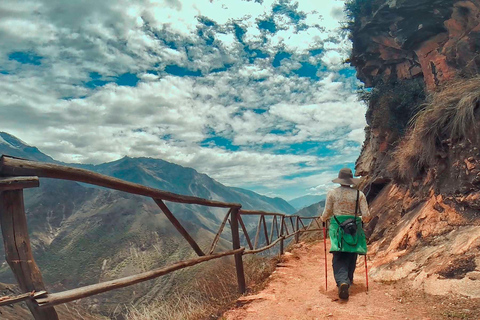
top-left (389, 77), bottom-right (480, 181)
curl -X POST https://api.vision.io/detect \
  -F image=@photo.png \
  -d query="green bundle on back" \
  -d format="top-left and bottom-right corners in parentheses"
top-left (329, 215), bottom-right (367, 255)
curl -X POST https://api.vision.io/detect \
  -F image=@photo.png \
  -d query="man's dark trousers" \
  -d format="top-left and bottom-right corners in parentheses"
top-left (332, 252), bottom-right (358, 286)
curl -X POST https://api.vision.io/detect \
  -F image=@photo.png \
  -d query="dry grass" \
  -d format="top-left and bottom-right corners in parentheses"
top-left (124, 254), bottom-right (278, 320)
top-left (389, 77), bottom-right (480, 181)
top-left (298, 230), bottom-right (323, 243)
top-left (243, 254), bottom-right (279, 291)
top-left (125, 292), bottom-right (212, 320)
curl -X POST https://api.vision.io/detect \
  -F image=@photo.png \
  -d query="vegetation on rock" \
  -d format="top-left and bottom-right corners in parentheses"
top-left (360, 78), bottom-right (426, 136)
top-left (390, 77), bottom-right (480, 181)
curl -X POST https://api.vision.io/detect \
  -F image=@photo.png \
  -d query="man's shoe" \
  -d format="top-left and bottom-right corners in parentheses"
top-left (338, 283), bottom-right (349, 300)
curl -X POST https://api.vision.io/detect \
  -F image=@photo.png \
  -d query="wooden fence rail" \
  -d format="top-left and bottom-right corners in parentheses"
top-left (0, 156), bottom-right (241, 208)
top-left (35, 248), bottom-right (245, 308)
top-left (0, 155), bottom-right (325, 319)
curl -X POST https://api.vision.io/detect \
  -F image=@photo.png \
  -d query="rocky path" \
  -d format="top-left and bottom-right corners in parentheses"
top-left (222, 242), bottom-right (466, 320)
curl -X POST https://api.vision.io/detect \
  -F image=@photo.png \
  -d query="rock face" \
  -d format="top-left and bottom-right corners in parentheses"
top-left (351, 0), bottom-right (480, 90)
top-left (352, 0), bottom-right (480, 182)
top-left (349, 0), bottom-right (480, 298)
top-left (367, 184), bottom-right (480, 298)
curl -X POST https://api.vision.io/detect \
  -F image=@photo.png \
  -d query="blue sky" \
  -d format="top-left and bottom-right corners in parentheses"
top-left (0, 0), bottom-right (366, 200)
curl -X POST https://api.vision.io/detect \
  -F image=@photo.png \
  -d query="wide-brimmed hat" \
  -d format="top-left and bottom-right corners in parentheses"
top-left (332, 168), bottom-right (361, 185)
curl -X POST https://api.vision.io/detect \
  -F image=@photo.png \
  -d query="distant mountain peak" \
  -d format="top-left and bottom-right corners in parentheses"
top-left (0, 132), bottom-right (54, 162)
top-left (288, 194), bottom-right (326, 210)
top-left (0, 131), bottom-right (31, 149)
top-left (0, 132), bottom-right (294, 214)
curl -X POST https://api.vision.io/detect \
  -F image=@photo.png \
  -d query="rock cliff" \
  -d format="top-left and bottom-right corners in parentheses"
top-left (350, 0), bottom-right (480, 90)
top-left (348, 0), bottom-right (480, 298)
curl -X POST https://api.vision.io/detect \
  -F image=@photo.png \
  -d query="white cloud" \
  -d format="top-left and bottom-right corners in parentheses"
top-left (321, 50), bottom-right (344, 70)
top-left (0, 0), bottom-right (365, 200)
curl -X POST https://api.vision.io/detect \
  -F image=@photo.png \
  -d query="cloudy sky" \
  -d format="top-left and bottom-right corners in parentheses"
top-left (0, 0), bottom-right (366, 200)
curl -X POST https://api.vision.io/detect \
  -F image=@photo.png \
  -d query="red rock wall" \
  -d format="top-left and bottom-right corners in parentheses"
top-left (351, 0), bottom-right (480, 91)
top-left (353, 0), bottom-right (480, 180)
top-left (366, 183), bottom-right (480, 298)
top-left (350, 0), bottom-right (480, 297)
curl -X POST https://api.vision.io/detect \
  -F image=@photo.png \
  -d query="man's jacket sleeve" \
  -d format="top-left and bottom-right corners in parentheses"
top-left (359, 191), bottom-right (370, 221)
top-left (321, 191), bottom-right (333, 222)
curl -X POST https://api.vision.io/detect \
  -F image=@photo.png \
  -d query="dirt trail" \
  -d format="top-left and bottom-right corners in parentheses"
top-left (222, 242), bottom-right (472, 320)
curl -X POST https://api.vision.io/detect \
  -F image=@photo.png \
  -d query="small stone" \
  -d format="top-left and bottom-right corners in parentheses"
top-left (467, 271), bottom-right (480, 280)
top-left (465, 159), bottom-right (475, 170)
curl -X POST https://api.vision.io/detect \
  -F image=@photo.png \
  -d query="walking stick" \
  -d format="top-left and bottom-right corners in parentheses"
top-left (364, 254), bottom-right (369, 292)
top-left (322, 221), bottom-right (327, 291)
top-left (362, 220), bottom-right (369, 292)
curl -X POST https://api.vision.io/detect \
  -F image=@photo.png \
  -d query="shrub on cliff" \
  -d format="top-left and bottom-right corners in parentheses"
top-left (360, 78), bottom-right (426, 136)
top-left (390, 77), bottom-right (480, 181)
top-left (344, 0), bottom-right (383, 33)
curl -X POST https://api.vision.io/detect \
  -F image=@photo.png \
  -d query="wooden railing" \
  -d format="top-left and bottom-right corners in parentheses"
top-left (0, 155), bottom-right (323, 319)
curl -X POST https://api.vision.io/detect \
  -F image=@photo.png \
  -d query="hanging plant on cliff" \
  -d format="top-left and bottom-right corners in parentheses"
top-left (390, 77), bottom-right (480, 181)
top-left (359, 78), bottom-right (426, 137)
top-left (344, 0), bottom-right (383, 34)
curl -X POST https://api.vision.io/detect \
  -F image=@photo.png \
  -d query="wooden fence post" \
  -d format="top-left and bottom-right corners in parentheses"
top-left (230, 207), bottom-right (246, 294)
top-left (0, 189), bottom-right (59, 320)
top-left (295, 216), bottom-right (300, 243)
top-left (279, 216), bottom-right (284, 256)
top-left (154, 199), bottom-right (205, 256)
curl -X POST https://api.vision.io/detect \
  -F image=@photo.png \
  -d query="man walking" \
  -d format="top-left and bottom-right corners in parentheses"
top-left (320, 168), bottom-right (370, 300)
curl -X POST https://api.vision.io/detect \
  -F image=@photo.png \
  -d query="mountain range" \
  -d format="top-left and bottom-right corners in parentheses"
top-left (0, 131), bottom-right (296, 315)
top-left (294, 200), bottom-right (325, 218)
top-left (288, 194), bottom-right (326, 210)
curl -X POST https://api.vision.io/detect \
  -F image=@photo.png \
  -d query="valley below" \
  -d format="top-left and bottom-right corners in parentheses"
top-left (0, 133), bottom-right (305, 318)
